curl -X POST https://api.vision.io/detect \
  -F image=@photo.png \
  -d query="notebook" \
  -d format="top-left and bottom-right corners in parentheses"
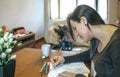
top-left (48, 62), bottom-right (90, 77)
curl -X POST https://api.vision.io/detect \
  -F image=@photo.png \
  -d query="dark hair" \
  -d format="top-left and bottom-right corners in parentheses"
top-left (62, 25), bottom-right (68, 30)
top-left (67, 5), bottom-right (105, 37)
top-left (69, 5), bottom-right (105, 25)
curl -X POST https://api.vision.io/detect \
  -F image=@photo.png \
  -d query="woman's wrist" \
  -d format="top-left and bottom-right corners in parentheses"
top-left (61, 57), bottom-right (65, 64)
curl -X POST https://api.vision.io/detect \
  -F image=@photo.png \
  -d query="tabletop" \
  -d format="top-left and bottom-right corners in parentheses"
top-left (14, 47), bottom-right (89, 77)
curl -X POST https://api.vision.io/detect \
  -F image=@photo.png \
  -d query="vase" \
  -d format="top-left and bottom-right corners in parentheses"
top-left (0, 60), bottom-right (16, 77)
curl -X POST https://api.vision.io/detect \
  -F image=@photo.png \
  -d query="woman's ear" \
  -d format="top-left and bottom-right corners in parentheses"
top-left (80, 17), bottom-right (88, 25)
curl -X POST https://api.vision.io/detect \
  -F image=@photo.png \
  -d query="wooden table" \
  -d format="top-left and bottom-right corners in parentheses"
top-left (14, 47), bottom-right (89, 77)
top-left (14, 48), bottom-right (46, 77)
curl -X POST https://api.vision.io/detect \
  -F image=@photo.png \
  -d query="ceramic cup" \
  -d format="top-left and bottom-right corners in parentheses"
top-left (41, 44), bottom-right (51, 58)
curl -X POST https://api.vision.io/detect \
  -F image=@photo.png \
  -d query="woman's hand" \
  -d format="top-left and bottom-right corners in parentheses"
top-left (50, 56), bottom-right (65, 66)
top-left (57, 71), bottom-right (76, 77)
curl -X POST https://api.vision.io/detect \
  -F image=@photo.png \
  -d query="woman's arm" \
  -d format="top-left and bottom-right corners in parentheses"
top-left (64, 49), bottom-right (91, 63)
top-left (64, 38), bottom-right (99, 63)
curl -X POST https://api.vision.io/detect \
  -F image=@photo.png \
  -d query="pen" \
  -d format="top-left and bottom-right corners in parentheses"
top-left (40, 62), bottom-right (46, 72)
top-left (45, 62), bottom-right (48, 74)
top-left (40, 62), bottom-right (48, 77)
top-left (48, 62), bottom-right (50, 73)
top-left (40, 65), bottom-right (45, 77)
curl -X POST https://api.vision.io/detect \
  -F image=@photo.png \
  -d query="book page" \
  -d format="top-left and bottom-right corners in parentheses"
top-left (48, 62), bottom-right (90, 77)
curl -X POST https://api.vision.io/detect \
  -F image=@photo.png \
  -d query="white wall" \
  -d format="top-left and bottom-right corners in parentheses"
top-left (44, 0), bottom-right (51, 34)
top-left (0, 0), bottom-right (44, 40)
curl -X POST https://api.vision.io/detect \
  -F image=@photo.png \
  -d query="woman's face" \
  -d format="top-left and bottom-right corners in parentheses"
top-left (70, 19), bottom-right (92, 42)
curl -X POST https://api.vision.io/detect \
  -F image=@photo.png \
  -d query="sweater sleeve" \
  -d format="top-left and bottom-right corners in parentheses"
top-left (64, 49), bottom-right (90, 63)
top-left (109, 39), bottom-right (120, 77)
top-left (64, 38), bottom-right (98, 63)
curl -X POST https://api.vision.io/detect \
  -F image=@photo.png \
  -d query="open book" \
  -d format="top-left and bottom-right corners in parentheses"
top-left (48, 62), bottom-right (90, 77)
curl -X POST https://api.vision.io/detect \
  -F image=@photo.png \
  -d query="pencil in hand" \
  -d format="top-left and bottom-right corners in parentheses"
top-left (56, 47), bottom-right (62, 61)
top-left (50, 47), bottom-right (62, 67)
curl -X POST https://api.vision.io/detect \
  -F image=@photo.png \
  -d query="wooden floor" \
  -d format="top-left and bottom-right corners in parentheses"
top-left (34, 38), bottom-right (47, 48)
top-left (33, 38), bottom-right (55, 50)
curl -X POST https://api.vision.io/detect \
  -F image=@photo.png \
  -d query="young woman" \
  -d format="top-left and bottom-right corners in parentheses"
top-left (51, 5), bottom-right (120, 77)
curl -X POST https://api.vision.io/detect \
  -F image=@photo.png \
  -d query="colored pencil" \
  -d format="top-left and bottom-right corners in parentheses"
top-left (40, 62), bottom-right (46, 72)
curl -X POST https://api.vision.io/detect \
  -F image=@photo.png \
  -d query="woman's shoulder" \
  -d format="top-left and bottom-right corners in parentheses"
top-left (112, 28), bottom-right (120, 39)
top-left (109, 28), bottom-right (120, 47)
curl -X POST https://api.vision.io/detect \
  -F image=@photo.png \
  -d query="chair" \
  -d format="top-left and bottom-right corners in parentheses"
top-left (44, 20), bottom-right (90, 47)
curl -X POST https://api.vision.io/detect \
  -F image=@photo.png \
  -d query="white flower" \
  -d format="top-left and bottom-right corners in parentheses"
top-left (0, 29), bottom-right (17, 65)
top-left (1, 52), bottom-right (7, 59)
top-left (0, 45), bottom-right (2, 52)
top-left (3, 35), bottom-right (8, 41)
top-left (3, 42), bottom-right (9, 48)
top-left (8, 38), bottom-right (13, 45)
top-left (5, 48), bottom-right (12, 54)
top-left (0, 28), bottom-right (2, 32)
top-left (0, 38), bottom-right (4, 45)
top-left (8, 55), bottom-right (16, 61)
top-left (8, 33), bottom-right (13, 39)
top-left (4, 32), bottom-right (9, 36)
top-left (14, 40), bottom-right (17, 44)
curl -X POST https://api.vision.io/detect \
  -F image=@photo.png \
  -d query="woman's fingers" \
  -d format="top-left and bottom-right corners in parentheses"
top-left (50, 56), bottom-right (60, 66)
top-left (50, 56), bottom-right (65, 67)
top-left (50, 56), bottom-right (57, 66)
top-left (57, 72), bottom-right (67, 77)
top-left (57, 71), bottom-right (76, 77)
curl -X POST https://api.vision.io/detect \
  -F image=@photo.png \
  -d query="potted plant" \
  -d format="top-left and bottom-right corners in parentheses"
top-left (0, 28), bottom-right (17, 77)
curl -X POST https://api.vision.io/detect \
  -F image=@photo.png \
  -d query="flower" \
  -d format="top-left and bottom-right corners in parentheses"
top-left (0, 28), bottom-right (17, 66)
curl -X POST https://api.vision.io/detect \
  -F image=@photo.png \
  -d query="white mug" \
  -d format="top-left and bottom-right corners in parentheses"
top-left (41, 44), bottom-right (51, 58)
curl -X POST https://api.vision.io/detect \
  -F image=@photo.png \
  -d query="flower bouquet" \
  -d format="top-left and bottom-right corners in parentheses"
top-left (0, 28), bottom-right (17, 66)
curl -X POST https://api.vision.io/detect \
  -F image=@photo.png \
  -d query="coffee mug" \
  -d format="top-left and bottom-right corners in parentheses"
top-left (41, 44), bottom-right (51, 58)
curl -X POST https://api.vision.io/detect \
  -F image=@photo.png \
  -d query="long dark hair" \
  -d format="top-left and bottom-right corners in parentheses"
top-left (67, 5), bottom-right (105, 37)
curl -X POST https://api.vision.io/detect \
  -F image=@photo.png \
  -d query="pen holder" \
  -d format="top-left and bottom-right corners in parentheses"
top-left (40, 62), bottom-right (54, 74)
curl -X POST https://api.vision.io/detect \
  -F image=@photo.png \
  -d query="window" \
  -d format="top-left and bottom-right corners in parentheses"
top-left (50, 0), bottom-right (108, 21)
top-left (50, 0), bottom-right (58, 19)
top-left (77, 0), bottom-right (96, 10)
top-left (60, 0), bottom-right (76, 19)
top-left (97, 0), bottom-right (108, 20)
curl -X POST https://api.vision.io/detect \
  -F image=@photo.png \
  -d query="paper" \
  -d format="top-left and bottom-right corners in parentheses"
top-left (50, 50), bottom-right (81, 57)
top-left (72, 48), bottom-right (82, 51)
top-left (48, 62), bottom-right (90, 77)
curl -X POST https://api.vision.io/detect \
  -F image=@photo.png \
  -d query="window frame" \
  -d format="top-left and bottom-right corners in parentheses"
top-left (50, 0), bottom-right (108, 21)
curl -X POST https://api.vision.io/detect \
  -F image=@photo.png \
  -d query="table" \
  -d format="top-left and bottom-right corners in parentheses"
top-left (13, 33), bottom-right (35, 51)
top-left (14, 47), bottom-right (89, 77)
